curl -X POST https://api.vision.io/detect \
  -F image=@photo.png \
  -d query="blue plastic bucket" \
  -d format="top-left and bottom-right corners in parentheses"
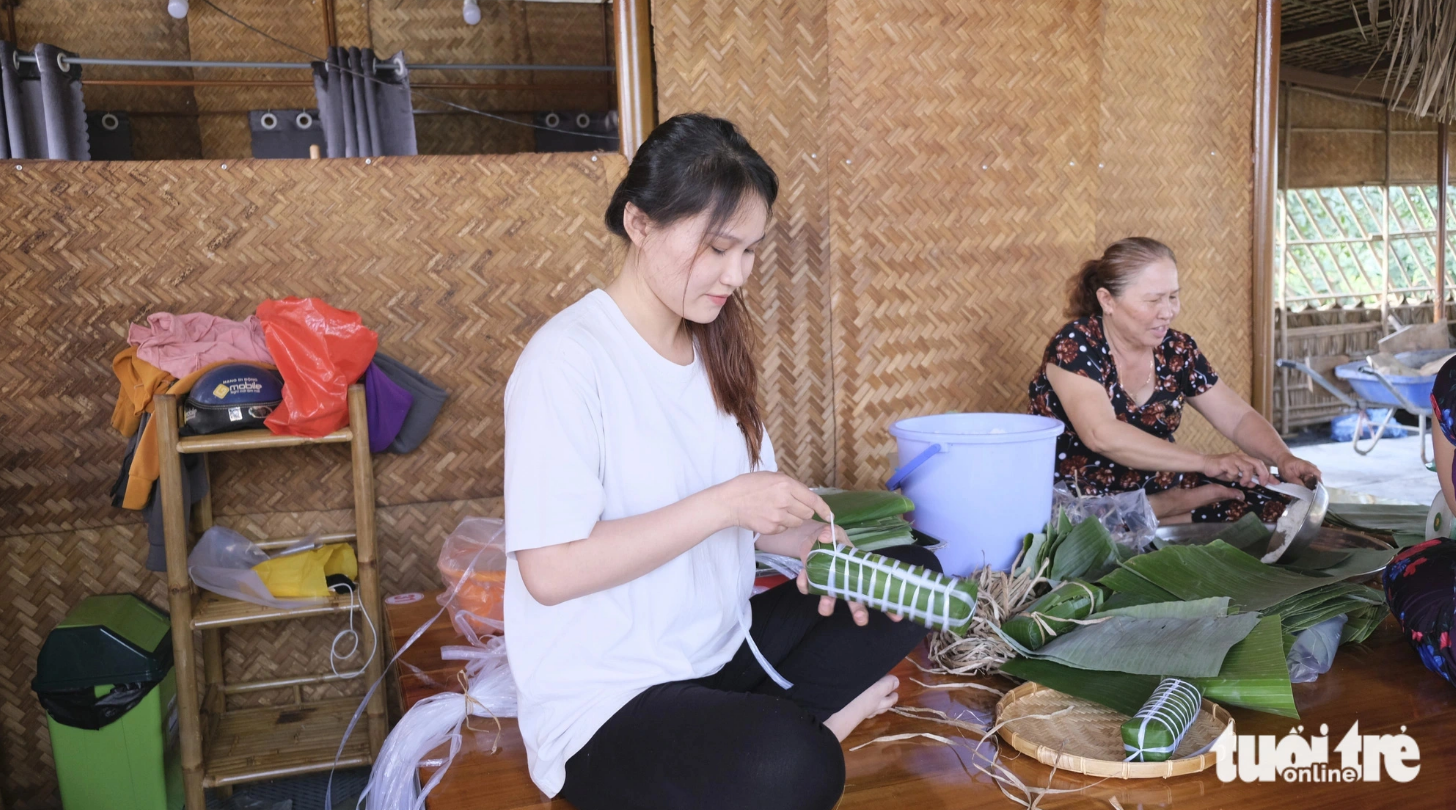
top-left (887, 413), bottom-right (1064, 575)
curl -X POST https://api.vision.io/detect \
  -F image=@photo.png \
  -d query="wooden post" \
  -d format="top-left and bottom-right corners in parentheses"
top-left (1250, 0), bottom-right (1280, 419)
top-left (1439, 121), bottom-right (1449, 323)
top-left (156, 395), bottom-right (206, 810)
top-left (613, 0), bottom-right (655, 159)
top-left (347, 385), bottom-right (388, 756)
top-left (320, 0), bottom-right (338, 50)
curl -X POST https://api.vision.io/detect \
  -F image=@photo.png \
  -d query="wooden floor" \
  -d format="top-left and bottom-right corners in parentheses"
top-left (386, 591), bottom-right (1456, 810)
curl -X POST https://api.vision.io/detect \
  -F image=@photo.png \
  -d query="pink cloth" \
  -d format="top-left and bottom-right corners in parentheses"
top-left (127, 312), bottom-right (274, 378)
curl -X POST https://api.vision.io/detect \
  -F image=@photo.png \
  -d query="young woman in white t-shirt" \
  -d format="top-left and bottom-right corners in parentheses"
top-left (503, 113), bottom-right (942, 809)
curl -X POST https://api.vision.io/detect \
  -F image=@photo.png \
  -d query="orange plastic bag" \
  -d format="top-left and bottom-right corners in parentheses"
top-left (257, 297), bottom-right (378, 437)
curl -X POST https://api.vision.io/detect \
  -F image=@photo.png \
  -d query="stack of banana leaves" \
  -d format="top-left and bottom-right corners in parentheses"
top-left (809, 488), bottom-right (917, 551)
top-left (999, 511), bottom-right (1395, 719)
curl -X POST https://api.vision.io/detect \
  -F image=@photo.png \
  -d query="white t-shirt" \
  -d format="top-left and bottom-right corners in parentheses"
top-left (502, 289), bottom-right (776, 797)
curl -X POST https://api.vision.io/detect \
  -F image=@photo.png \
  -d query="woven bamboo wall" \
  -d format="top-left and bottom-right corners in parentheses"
top-left (1093, 0), bottom-right (1256, 456)
top-left (819, 0), bottom-right (1257, 488)
top-left (0, 153), bottom-right (622, 808)
top-left (653, 0), bottom-right (837, 486)
top-left (1283, 88), bottom-right (1441, 188)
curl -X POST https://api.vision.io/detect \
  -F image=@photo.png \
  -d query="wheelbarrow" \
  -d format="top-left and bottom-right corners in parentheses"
top-left (1276, 348), bottom-right (1449, 464)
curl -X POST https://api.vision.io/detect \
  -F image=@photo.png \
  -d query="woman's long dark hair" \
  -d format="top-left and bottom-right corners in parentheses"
top-left (605, 113), bottom-right (778, 467)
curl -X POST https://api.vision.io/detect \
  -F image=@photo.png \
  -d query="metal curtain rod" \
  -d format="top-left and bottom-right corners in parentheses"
top-left (14, 54), bottom-right (613, 73)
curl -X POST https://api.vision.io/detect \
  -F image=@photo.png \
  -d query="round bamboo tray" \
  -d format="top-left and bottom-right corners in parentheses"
top-left (994, 682), bottom-right (1233, 779)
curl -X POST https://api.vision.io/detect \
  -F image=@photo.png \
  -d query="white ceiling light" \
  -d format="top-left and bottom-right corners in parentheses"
top-left (167, 0), bottom-right (189, 19)
top-left (462, 0), bottom-right (481, 25)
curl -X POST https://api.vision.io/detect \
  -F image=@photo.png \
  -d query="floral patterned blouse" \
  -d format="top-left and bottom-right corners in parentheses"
top-left (1028, 316), bottom-right (1218, 496)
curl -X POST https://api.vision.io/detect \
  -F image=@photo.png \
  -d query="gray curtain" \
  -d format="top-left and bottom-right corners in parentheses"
top-left (0, 41), bottom-right (90, 160)
top-left (311, 47), bottom-right (417, 158)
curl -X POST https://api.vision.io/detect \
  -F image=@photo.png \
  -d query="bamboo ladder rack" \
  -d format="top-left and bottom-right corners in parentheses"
top-left (155, 385), bottom-right (386, 810)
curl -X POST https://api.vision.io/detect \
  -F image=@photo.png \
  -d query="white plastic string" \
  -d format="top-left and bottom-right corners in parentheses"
top-left (1123, 678), bottom-right (1202, 761)
top-left (810, 544), bottom-right (975, 631)
top-left (330, 586), bottom-right (379, 679)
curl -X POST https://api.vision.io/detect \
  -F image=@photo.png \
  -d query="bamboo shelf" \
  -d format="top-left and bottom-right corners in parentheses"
top-left (156, 385), bottom-right (387, 810)
top-left (201, 699), bottom-right (374, 788)
top-left (175, 427), bottom-right (353, 454)
top-left (191, 591), bottom-right (360, 630)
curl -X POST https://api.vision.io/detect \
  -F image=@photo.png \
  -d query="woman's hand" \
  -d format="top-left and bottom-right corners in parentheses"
top-left (1275, 453), bottom-right (1322, 488)
top-left (793, 524), bottom-right (904, 625)
top-left (714, 471), bottom-right (832, 535)
top-left (1201, 451), bottom-right (1271, 489)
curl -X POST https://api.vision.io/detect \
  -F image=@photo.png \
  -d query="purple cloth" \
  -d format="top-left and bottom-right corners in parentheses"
top-left (364, 362), bottom-right (413, 453)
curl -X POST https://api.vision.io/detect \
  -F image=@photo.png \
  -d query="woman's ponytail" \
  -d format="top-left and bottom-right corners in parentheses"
top-left (1065, 237), bottom-right (1177, 318)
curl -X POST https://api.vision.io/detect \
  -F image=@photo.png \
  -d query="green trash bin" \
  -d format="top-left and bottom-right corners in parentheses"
top-left (32, 594), bottom-right (183, 810)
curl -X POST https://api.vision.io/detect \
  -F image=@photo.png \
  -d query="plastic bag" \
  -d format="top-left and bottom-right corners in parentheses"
top-left (188, 526), bottom-right (323, 609)
top-left (1287, 613), bottom-right (1347, 683)
top-left (358, 635), bottom-right (515, 810)
top-left (257, 297), bottom-right (378, 438)
top-left (1053, 482), bottom-right (1158, 553)
top-left (437, 517), bottom-right (507, 642)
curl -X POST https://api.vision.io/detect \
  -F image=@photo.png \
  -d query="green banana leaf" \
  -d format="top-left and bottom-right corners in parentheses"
top-left (1048, 516), bottom-right (1119, 581)
top-left (1003, 613), bottom-right (1260, 678)
top-left (812, 489), bottom-right (914, 525)
top-left (1194, 615), bottom-right (1298, 718)
top-left (1324, 503), bottom-right (1428, 536)
top-left (1119, 540), bottom-right (1334, 612)
top-left (1000, 658), bottom-right (1157, 716)
top-left (1098, 567), bottom-right (1179, 603)
top-left (1092, 596), bottom-right (1230, 620)
top-left (1001, 614), bottom-right (1298, 718)
top-left (1341, 603), bottom-right (1388, 644)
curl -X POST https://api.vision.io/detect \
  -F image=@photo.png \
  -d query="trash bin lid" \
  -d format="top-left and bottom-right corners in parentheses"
top-left (32, 594), bottom-right (173, 693)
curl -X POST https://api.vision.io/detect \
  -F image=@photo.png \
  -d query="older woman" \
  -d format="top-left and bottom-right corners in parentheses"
top-left (1027, 237), bottom-right (1321, 524)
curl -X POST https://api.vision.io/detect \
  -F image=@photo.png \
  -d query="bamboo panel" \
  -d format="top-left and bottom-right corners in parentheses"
top-left (825, 0), bottom-right (1103, 488)
top-left (184, 0), bottom-right (324, 114)
top-left (197, 113), bottom-right (253, 160)
top-left (0, 496), bottom-right (498, 808)
top-left (0, 153), bottom-right (621, 537)
top-left (334, 0), bottom-right (373, 49)
top-left (1093, 0), bottom-right (1257, 456)
top-left (1288, 130), bottom-right (1386, 188)
top-left (12, 0), bottom-right (198, 114)
top-left (654, 0), bottom-right (837, 486)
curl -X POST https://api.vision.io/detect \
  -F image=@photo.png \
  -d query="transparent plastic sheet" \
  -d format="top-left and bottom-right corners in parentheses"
top-left (1052, 482), bottom-right (1158, 554)
top-left (435, 517), bottom-right (507, 643)
top-left (1287, 613), bottom-right (1347, 684)
top-left (187, 526), bottom-right (323, 609)
top-left (354, 519), bottom-right (515, 810)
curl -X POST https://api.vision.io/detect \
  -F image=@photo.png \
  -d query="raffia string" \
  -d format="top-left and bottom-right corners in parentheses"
top-left (920, 551), bottom-right (1050, 676)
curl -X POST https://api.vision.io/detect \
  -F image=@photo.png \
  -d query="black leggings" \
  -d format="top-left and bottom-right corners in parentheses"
top-left (559, 544), bottom-right (941, 810)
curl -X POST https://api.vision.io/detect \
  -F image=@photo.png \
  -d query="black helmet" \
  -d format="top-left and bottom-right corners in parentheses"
top-left (182, 364), bottom-right (284, 435)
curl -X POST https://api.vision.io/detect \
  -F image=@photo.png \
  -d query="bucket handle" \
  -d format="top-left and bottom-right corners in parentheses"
top-left (886, 443), bottom-right (945, 490)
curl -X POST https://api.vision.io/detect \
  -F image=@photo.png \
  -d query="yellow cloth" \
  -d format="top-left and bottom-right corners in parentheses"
top-left (111, 346), bottom-right (175, 438)
top-left (251, 543), bottom-right (359, 599)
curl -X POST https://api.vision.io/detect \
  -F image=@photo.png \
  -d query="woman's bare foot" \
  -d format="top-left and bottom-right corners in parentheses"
top-left (824, 675), bottom-right (900, 742)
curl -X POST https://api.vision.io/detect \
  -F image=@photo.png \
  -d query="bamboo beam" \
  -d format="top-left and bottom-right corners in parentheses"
top-left (1251, 0), bottom-right (1279, 420)
top-left (321, 0), bottom-right (338, 50)
top-left (613, 0), bottom-right (655, 158)
top-left (156, 395), bottom-right (206, 810)
top-left (347, 385), bottom-right (388, 757)
top-left (79, 78), bottom-right (610, 93)
top-left (1439, 122), bottom-right (1449, 323)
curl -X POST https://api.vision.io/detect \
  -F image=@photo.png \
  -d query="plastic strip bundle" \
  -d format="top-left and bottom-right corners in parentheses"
top-left (357, 635), bottom-right (517, 810)
top-left (1120, 677), bottom-right (1202, 762)
top-left (803, 541), bottom-right (978, 635)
